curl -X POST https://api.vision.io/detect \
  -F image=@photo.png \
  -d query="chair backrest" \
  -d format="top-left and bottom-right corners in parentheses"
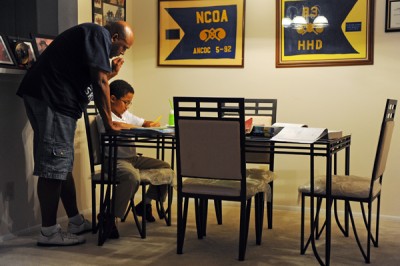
top-left (83, 103), bottom-right (101, 174)
top-left (371, 99), bottom-right (397, 190)
top-left (243, 99), bottom-right (277, 165)
top-left (244, 98), bottom-right (277, 125)
top-left (174, 97), bottom-right (246, 190)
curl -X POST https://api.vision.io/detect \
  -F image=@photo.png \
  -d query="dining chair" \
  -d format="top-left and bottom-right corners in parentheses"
top-left (174, 96), bottom-right (268, 261)
top-left (298, 99), bottom-right (397, 263)
top-left (215, 99), bottom-right (278, 228)
top-left (83, 104), bottom-right (174, 239)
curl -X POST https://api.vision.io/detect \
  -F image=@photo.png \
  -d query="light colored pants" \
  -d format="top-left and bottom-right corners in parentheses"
top-left (113, 156), bottom-right (170, 218)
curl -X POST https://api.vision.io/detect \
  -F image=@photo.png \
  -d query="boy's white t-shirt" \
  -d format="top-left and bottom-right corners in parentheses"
top-left (96, 110), bottom-right (145, 158)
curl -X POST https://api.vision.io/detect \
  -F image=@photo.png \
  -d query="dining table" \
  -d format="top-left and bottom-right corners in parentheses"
top-left (99, 126), bottom-right (351, 266)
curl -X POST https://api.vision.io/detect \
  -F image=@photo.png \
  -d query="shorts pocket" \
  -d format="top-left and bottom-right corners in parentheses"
top-left (38, 143), bottom-right (74, 179)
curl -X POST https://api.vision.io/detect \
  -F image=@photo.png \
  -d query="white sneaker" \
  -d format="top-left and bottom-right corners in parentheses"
top-left (37, 224), bottom-right (86, 246)
top-left (67, 215), bottom-right (92, 235)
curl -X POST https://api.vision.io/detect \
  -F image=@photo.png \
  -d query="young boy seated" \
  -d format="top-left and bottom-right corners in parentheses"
top-left (96, 79), bottom-right (172, 236)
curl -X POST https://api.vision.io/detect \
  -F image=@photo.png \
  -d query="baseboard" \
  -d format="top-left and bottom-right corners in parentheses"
top-left (0, 208), bottom-right (92, 243)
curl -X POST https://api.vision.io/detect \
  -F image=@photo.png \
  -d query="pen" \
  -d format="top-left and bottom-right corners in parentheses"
top-left (154, 116), bottom-right (162, 123)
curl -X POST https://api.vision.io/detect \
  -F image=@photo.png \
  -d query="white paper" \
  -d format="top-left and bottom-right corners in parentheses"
top-left (272, 122), bottom-right (307, 128)
top-left (390, 2), bottom-right (400, 28)
top-left (270, 127), bottom-right (327, 143)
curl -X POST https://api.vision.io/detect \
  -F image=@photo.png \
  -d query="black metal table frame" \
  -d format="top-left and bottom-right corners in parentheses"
top-left (99, 130), bottom-right (351, 266)
top-left (98, 130), bottom-right (175, 246)
top-left (246, 135), bottom-right (351, 266)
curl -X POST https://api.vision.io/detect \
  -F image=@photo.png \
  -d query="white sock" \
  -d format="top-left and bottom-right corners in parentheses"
top-left (69, 214), bottom-right (84, 225)
top-left (41, 224), bottom-right (58, 236)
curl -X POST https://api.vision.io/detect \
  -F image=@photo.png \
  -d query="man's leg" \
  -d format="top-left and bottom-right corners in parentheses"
top-left (37, 177), bottom-right (62, 227)
top-left (60, 172), bottom-right (79, 217)
top-left (61, 172), bottom-right (92, 234)
top-left (23, 95), bottom-right (85, 246)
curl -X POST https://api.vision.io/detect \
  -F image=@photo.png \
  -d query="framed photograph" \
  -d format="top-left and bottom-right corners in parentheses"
top-left (385, 0), bottom-right (400, 32)
top-left (0, 34), bottom-right (16, 68)
top-left (7, 37), bottom-right (37, 69)
top-left (92, 0), bottom-right (126, 26)
top-left (30, 33), bottom-right (55, 57)
top-left (158, 0), bottom-right (245, 67)
top-left (276, 0), bottom-right (375, 68)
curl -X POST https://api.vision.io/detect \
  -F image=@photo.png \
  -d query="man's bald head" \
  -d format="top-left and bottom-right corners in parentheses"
top-left (104, 21), bottom-right (134, 41)
top-left (105, 21), bottom-right (134, 58)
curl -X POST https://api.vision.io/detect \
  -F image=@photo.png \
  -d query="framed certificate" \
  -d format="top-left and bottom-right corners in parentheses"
top-left (158, 0), bottom-right (245, 67)
top-left (276, 0), bottom-right (375, 67)
top-left (0, 34), bottom-right (16, 68)
top-left (385, 0), bottom-right (400, 32)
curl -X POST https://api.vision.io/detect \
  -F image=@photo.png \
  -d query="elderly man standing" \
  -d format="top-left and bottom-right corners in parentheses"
top-left (17, 21), bottom-right (134, 246)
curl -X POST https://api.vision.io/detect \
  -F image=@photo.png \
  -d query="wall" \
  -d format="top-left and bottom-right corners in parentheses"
top-left (89, 0), bottom-right (399, 217)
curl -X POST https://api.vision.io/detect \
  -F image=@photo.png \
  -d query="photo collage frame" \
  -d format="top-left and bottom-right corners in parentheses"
top-left (92, 0), bottom-right (126, 26)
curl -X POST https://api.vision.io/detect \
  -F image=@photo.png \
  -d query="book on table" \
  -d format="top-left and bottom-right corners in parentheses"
top-left (270, 124), bottom-right (343, 143)
top-left (325, 130), bottom-right (343, 140)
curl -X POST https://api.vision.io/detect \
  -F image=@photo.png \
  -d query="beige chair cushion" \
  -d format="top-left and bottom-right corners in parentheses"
top-left (92, 168), bottom-right (174, 186)
top-left (246, 168), bottom-right (276, 183)
top-left (246, 168), bottom-right (277, 202)
top-left (298, 175), bottom-right (381, 199)
top-left (140, 168), bottom-right (175, 185)
top-left (182, 174), bottom-right (268, 198)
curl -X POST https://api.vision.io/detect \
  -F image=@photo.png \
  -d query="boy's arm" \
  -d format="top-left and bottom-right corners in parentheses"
top-left (142, 120), bottom-right (161, 127)
top-left (113, 121), bottom-right (140, 129)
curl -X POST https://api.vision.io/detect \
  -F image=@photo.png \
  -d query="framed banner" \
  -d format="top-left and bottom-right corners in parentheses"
top-left (276, 0), bottom-right (375, 68)
top-left (385, 0), bottom-right (400, 32)
top-left (92, 0), bottom-right (126, 26)
top-left (158, 0), bottom-right (245, 67)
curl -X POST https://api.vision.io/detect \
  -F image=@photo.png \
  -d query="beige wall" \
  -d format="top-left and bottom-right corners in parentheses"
top-left (77, 1), bottom-right (400, 218)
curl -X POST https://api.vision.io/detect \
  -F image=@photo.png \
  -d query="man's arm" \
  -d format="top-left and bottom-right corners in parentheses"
top-left (90, 67), bottom-right (122, 132)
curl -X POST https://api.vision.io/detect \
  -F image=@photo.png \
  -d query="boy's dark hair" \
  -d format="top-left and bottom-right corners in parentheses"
top-left (109, 79), bottom-right (135, 99)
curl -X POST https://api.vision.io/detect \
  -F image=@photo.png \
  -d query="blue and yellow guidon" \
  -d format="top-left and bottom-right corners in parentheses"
top-left (278, 0), bottom-right (373, 65)
top-left (158, 0), bottom-right (244, 66)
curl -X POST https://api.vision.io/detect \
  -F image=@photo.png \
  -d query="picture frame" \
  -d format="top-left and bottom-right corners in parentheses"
top-left (385, 0), bottom-right (400, 32)
top-left (92, 0), bottom-right (126, 26)
top-left (30, 33), bottom-right (55, 57)
top-left (158, 0), bottom-right (245, 67)
top-left (7, 36), bottom-right (37, 69)
top-left (276, 0), bottom-right (375, 68)
top-left (0, 34), bottom-right (16, 68)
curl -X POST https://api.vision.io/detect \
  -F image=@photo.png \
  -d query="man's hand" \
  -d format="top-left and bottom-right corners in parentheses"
top-left (108, 57), bottom-right (125, 79)
top-left (105, 121), bottom-right (124, 133)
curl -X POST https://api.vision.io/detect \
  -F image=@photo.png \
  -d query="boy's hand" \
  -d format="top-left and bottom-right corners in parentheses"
top-left (149, 122), bottom-right (161, 127)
